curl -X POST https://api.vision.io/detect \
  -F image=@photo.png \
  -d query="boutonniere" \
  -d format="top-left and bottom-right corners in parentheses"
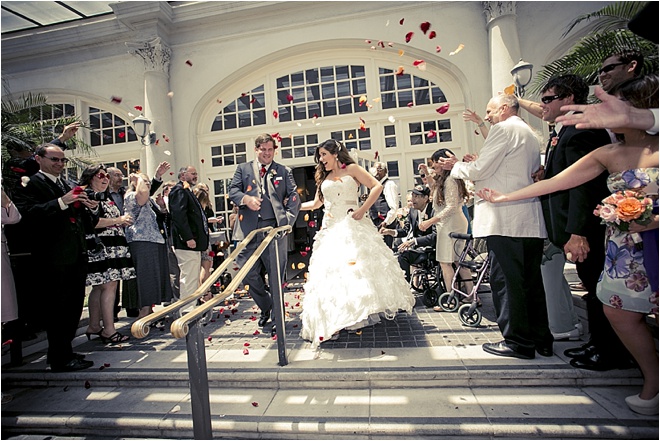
top-left (270, 169), bottom-right (277, 177)
top-left (550, 137), bottom-right (558, 147)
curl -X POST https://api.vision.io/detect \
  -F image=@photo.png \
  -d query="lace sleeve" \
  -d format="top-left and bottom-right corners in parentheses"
top-left (433, 177), bottom-right (464, 226)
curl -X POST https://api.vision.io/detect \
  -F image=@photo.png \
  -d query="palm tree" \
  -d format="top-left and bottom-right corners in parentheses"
top-left (1, 92), bottom-right (93, 194)
top-left (529, 1), bottom-right (658, 95)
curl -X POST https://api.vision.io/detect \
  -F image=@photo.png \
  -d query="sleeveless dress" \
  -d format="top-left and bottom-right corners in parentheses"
top-left (596, 168), bottom-right (659, 314)
top-left (301, 175), bottom-right (415, 347)
top-left (432, 177), bottom-right (468, 263)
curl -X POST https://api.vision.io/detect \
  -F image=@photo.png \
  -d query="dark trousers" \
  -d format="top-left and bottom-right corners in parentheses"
top-left (41, 259), bottom-right (87, 367)
top-left (397, 248), bottom-right (428, 281)
top-left (236, 219), bottom-right (288, 314)
top-left (487, 236), bottom-right (552, 352)
top-left (373, 218), bottom-right (397, 249)
top-left (575, 232), bottom-right (630, 359)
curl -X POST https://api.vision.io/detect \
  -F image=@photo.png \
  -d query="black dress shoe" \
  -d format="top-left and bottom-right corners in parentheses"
top-left (51, 358), bottom-right (94, 373)
top-left (536, 344), bottom-right (554, 357)
top-left (258, 310), bottom-right (271, 327)
top-left (564, 343), bottom-right (596, 359)
top-left (570, 352), bottom-right (637, 371)
top-left (483, 341), bottom-right (535, 360)
top-left (270, 324), bottom-right (277, 337)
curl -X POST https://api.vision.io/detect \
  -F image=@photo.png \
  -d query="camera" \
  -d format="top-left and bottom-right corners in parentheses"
top-left (84, 188), bottom-right (107, 201)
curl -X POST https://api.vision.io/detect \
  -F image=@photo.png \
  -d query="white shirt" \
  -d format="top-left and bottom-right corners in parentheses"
top-left (379, 175), bottom-right (399, 225)
top-left (39, 170), bottom-right (68, 211)
top-left (450, 116), bottom-right (547, 239)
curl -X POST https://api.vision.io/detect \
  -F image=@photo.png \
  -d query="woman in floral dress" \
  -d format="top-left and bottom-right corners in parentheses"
top-left (477, 75), bottom-right (658, 415)
top-left (80, 164), bottom-right (135, 344)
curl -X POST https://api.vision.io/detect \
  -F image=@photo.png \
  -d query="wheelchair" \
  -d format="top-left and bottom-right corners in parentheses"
top-left (408, 246), bottom-right (446, 308)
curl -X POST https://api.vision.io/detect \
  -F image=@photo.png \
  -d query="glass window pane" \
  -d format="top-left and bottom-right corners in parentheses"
top-left (291, 72), bottom-right (304, 86)
top-left (335, 65), bottom-right (349, 80)
top-left (211, 146), bottom-right (221, 156)
top-left (384, 125), bottom-right (396, 136)
top-left (254, 110), bottom-right (266, 126)
top-left (323, 101), bottom-right (337, 116)
top-left (224, 114), bottom-right (236, 130)
top-left (320, 67), bottom-right (334, 82)
top-left (306, 68), bottom-right (319, 83)
top-left (338, 98), bottom-right (352, 114)
top-left (322, 83), bottom-right (335, 99)
top-left (396, 74), bottom-right (412, 89)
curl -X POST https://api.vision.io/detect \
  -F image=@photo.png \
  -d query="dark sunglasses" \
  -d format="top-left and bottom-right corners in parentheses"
top-left (42, 156), bottom-right (69, 164)
top-left (541, 94), bottom-right (565, 104)
top-left (599, 62), bottom-right (626, 75)
top-left (95, 172), bottom-right (109, 179)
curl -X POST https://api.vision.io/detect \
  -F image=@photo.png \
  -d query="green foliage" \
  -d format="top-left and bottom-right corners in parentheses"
top-left (529, 1), bottom-right (658, 96)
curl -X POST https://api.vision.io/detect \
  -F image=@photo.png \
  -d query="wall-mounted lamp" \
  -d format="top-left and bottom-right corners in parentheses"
top-left (132, 114), bottom-right (156, 146)
top-left (510, 58), bottom-right (534, 97)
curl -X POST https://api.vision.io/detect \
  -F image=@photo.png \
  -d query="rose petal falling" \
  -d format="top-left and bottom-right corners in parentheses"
top-left (388, 115), bottom-right (396, 123)
top-left (111, 96), bottom-right (122, 104)
top-left (435, 45), bottom-right (442, 53)
top-left (251, 402), bottom-right (259, 407)
top-left (396, 66), bottom-right (405, 76)
top-left (134, 105), bottom-right (143, 111)
top-left (405, 32), bottom-right (414, 43)
top-left (286, 94), bottom-right (294, 102)
top-left (420, 21), bottom-right (431, 34)
top-left (185, 60), bottom-right (193, 66)
top-left (504, 84), bottom-right (516, 95)
top-left (273, 110), bottom-right (278, 119)
top-left (449, 44), bottom-right (465, 56)
top-left (399, 18), bottom-right (404, 25)
top-left (427, 130), bottom-right (437, 138)
top-left (429, 30), bottom-right (437, 39)
top-left (436, 104), bottom-right (450, 114)
top-left (167, 91), bottom-right (174, 98)
top-left (164, 150), bottom-right (171, 156)
top-left (398, 49), bottom-right (405, 56)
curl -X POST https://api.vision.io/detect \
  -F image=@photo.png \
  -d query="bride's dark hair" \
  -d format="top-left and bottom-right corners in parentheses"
top-left (314, 139), bottom-right (355, 201)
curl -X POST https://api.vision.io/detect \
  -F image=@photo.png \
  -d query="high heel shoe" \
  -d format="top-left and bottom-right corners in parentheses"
top-left (100, 331), bottom-right (130, 344)
top-left (625, 393), bottom-right (659, 415)
top-left (85, 329), bottom-right (103, 341)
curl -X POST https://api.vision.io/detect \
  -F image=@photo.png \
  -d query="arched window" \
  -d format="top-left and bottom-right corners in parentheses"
top-left (88, 107), bottom-right (137, 146)
top-left (210, 85), bottom-right (266, 131)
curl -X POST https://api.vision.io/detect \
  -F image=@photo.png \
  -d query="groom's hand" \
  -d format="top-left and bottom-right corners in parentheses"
top-left (246, 195), bottom-right (263, 211)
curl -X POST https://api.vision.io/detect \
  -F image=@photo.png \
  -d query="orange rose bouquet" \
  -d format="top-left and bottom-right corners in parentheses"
top-left (593, 190), bottom-right (654, 232)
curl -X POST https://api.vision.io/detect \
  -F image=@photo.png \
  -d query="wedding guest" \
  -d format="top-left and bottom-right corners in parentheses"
top-left (2, 187), bottom-right (20, 325)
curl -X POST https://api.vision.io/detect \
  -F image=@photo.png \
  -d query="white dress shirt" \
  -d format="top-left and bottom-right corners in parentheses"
top-left (379, 176), bottom-right (399, 225)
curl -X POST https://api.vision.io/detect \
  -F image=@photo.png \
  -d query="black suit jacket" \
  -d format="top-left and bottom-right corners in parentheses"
top-left (12, 172), bottom-right (96, 265)
top-left (393, 203), bottom-right (436, 247)
top-left (541, 124), bottom-right (611, 247)
top-left (168, 181), bottom-right (209, 251)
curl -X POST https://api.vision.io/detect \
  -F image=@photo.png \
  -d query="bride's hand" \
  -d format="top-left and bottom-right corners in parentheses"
top-left (351, 208), bottom-right (366, 221)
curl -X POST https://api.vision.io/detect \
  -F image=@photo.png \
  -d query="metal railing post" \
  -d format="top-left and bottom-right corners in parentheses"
top-left (268, 235), bottom-right (288, 366)
top-left (186, 319), bottom-right (212, 440)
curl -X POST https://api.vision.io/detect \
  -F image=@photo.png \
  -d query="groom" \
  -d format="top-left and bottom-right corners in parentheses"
top-left (229, 134), bottom-right (300, 327)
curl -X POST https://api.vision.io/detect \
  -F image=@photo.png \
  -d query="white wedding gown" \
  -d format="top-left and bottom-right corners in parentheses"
top-left (301, 175), bottom-right (415, 347)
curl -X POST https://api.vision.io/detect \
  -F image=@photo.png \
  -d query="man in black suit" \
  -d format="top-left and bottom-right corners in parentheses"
top-left (380, 185), bottom-right (436, 281)
top-left (12, 144), bottom-right (97, 372)
top-left (168, 166), bottom-right (210, 306)
top-left (369, 162), bottom-right (399, 249)
top-left (229, 134), bottom-right (300, 327)
top-left (539, 75), bottom-right (634, 371)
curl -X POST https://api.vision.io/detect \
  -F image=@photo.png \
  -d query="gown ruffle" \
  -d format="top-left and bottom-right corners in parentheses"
top-left (596, 168), bottom-right (658, 314)
top-left (301, 175), bottom-right (414, 347)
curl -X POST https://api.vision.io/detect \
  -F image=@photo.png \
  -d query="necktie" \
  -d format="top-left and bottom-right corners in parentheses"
top-left (544, 128), bottom-right (557, 167)
top-left (56, 178), bottom-right (67, 193)
top-left (260, 165), bottom-right (267, 178)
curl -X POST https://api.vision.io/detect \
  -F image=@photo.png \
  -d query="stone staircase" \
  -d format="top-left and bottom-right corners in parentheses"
top-left (2, 273), bottom-right (658, 439)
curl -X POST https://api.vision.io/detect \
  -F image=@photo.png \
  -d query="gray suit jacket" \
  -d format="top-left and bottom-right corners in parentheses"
top-left (228, 160), bottom-right (300, 241)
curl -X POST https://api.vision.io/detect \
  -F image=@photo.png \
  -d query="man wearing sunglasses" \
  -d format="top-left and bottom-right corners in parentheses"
top-left (539, 75), bottom-right (635, 371)
top-left (12, 144), bottom-right (99, 372)
top-left (516, 50), bottom-right (644, 120)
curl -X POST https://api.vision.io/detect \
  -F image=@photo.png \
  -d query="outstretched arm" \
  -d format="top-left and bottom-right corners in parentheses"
top-left (301, 188), bottom-right (323, 211)
top-left (478, 149), bottom-right (608, 203)
top-left (556, 86), bottom-right (657, 132)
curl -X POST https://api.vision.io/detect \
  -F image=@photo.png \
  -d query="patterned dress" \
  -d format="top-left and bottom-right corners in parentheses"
top-left (301, 176), bottom-right (415, 348)
top-left (86, 200), bottom-right (136, 286)
top-left (597, 168), bottom-right (659, 314)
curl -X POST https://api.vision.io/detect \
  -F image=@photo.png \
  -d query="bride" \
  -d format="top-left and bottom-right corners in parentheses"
top-left (300, 139), bottom-right (414, 347)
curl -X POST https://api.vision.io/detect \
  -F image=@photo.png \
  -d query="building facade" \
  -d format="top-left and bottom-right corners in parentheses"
top-left (1, 1), bottom-right (612, 234)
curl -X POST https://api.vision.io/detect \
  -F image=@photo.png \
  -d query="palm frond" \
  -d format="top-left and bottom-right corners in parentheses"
top-left (529, 29), bottom-right (658, 96)
top-left (562, 1), bottom-right (647, 38)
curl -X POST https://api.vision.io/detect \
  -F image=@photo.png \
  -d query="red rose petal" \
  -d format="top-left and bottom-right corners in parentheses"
top-left (407, 102), bottom-right (413, 108)
top-left (436, 45), bottom-right (442, 53)
top-left (118, 132), bottom-right (125, 139)
top-left (427, 130), bottom-right (436, 138)
top-left (273, 110), bottom-right (279, 119)
top-left (244, 342), bottom-right (250, 347)
top-left (200, 158), bottom-right (205, 163)
top-left (413, 60), bottom-right (425, 66)
top-left (429, 30), bottom-right (437, 39)
top-left (251, 402), bottom-right (259, 407)
top-left (436, 104), bottom-right (450, 114)
top-left (420, 21), bottom-right (431, 34)
top-left (208, 336), bottom-right (212, 341)
top-left (111, 96), bottom-right (122, 104)
top-left (253, 330), bottom-right (261, 335)
top-left (134, 105), bottom-right (143, 111)
top-left (185, 60), bottom-right (193, 66)
top-left (399, 18), bottom-right (404, 25)
top-left (250, 97), bottom-right (256, 104)
top-left (243, 348), bottom-right (249, 355)
top-left (405, 32), bottom-right (414, 43)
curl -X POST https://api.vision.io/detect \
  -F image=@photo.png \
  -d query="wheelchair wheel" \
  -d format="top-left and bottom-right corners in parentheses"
top-left (438, 292), bottom-right (459, 312)
top-left (410, 269), bottom-right (436, 293)
top-left (422, 288), bottom-right (439, 307)
top-left (458, 303), bottom-right (482, 327)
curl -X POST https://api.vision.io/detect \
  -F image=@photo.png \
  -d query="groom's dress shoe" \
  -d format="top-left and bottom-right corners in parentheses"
top-left (482, 341), bottom-right (534, 360)
top-left (570, 352), bottom-right (637, 371)
top-left (258, 310), bottom-right (271, 327)
top-left (51, 358), bottom-right (93, 373)
top-left (535, 344), bottom-right (554, 357)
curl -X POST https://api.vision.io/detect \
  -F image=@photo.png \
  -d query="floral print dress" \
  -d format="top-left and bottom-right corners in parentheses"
top-left (597, 168), bottom-right (659, 314)
top-left (86, 200), bottom-right (136, 286)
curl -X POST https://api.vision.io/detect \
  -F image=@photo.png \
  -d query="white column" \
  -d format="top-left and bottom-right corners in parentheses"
top-left (126, 37), bottom-right (175, 179)
top-left (483, 1), bottom-right (521, 96)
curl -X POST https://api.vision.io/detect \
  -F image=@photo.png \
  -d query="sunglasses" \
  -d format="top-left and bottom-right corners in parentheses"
top-left (599, 62), bottom-right (626, 75)
top-left (541, 94), bottom-right (565, 104)
top-left (42, 156), bottom-right (69, 164)
top-left (95, 172), bottom-right (110, 179)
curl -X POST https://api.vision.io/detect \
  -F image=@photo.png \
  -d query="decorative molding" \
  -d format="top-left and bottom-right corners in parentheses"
top-left (126, 37), bottom-right (172, 74)
top-left (482, 1), bottom-right (516, 24)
